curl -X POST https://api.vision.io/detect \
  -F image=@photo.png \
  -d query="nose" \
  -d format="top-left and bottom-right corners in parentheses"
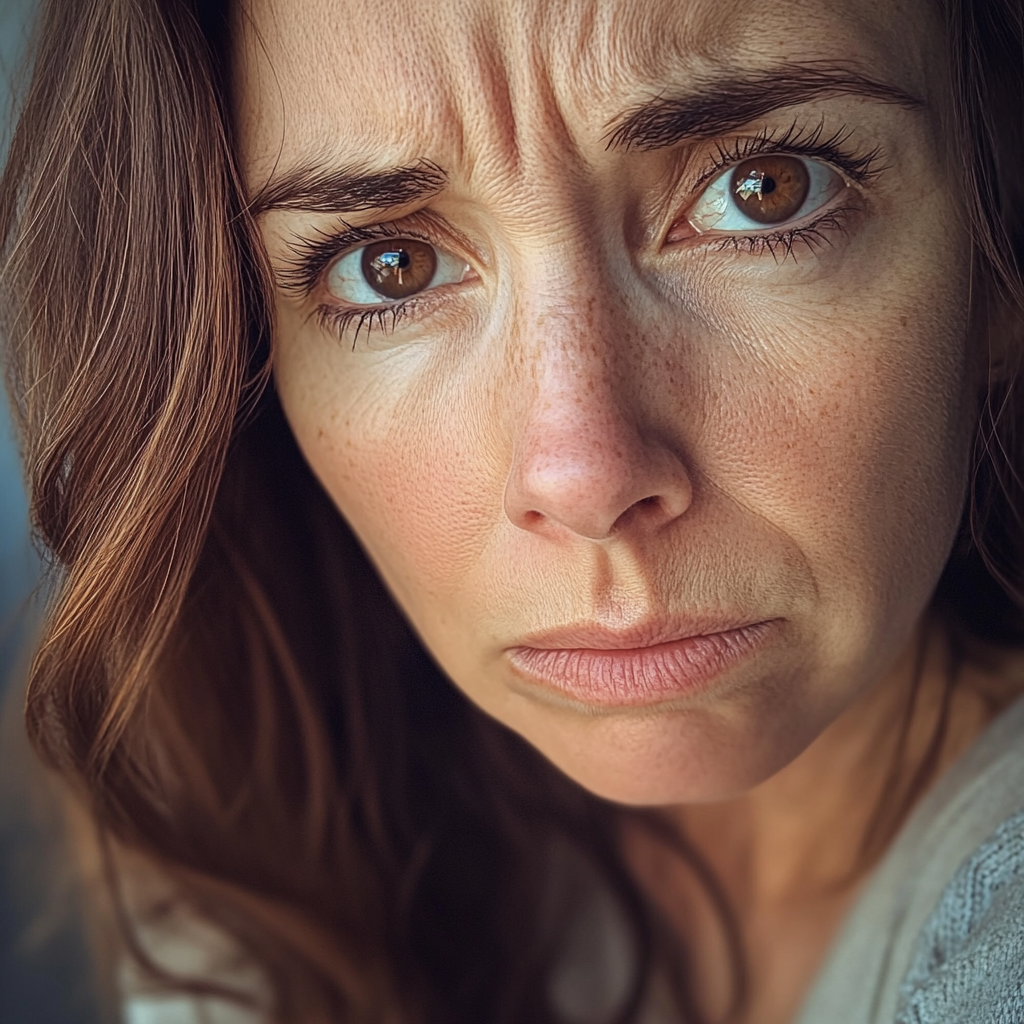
top-left (503, 320), bottom-right (693, 542)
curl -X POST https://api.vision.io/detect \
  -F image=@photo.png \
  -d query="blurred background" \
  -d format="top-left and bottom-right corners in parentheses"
top-left (1, 1), bottom-right (101, 1020)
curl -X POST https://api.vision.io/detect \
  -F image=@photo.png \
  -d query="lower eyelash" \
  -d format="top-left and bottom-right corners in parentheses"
top-left (708, 205), bottom-right (857, 263)
top-left (315, 300), bottom-right (416, 348)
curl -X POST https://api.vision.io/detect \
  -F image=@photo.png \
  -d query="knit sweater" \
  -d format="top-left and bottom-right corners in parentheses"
top-left (793, 692), bottom-right (1024, 1024)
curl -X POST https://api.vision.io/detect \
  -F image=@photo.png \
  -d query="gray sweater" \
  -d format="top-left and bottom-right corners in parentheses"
top-left (794, 693), bottom-right (1024, 1024)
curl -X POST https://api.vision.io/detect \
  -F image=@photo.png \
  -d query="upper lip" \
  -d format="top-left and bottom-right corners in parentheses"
top-left (512, 615), bottom-right (772, 651)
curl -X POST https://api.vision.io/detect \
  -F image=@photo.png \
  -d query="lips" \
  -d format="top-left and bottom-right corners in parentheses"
top-left (506, 618), bottom-right (776, 708)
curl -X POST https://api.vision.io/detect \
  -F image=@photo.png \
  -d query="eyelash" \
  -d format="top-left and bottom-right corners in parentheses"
top-left (280, 120), bottom-right (882, 342)
top-left (707, 204), bottom-right (858, 260)
top-left (314, 297), bottom-right (422, 348)
top-left (278, 221), bottom-right (426, 297)
top-left (695, 119), bottom-right (882, 190)
top-left (686, 119), bottom-right (882, 259)
top-left (279, 222), bottom-right (438, 347)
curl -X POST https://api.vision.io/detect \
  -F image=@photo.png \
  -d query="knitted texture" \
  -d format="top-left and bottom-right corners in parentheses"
top-left (895, 808), bottom-right (1024, 1024)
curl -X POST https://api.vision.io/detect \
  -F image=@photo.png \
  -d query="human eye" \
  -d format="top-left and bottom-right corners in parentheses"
top-left (277, 225), bottom-right (473, 345)
top-left (326, 238), bottom-right (470, 306)
top-left (688, 155), bottom-right (845, 235)
top-left (668, 123), bottom-right (881, 258)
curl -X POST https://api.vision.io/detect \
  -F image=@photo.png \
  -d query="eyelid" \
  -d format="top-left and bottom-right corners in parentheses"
top-left (276, 222), bottom-right (435, 298)
top-left (275, 210), bottom-right (484, 301)
top-left (326, 242), bottom-right (471, 307)
top-left (690, 119), bottom-right (883, 192)
top-left (657, 119), bottom-right (880, 255)
top-left (687, 157), bottom-right (846, 236)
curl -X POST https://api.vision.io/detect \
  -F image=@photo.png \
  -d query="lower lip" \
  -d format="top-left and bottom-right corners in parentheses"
top-left (507, 622), bottom-right (775, 708)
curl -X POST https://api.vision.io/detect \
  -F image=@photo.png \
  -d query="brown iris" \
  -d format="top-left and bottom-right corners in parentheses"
top-left (361, 239), bottom-right (437, 300)
top-left (730, 155), bottom-right (810, 225)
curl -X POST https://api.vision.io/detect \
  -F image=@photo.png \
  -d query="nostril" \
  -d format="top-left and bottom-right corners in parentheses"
top-left (609, 493), bottom-right (672, 534)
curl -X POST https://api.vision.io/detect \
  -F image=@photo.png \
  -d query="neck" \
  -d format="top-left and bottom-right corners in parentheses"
top-left (620, 618), bottom-right (1018, 1024)
top-left (674, 619), bottom-right (964, 907)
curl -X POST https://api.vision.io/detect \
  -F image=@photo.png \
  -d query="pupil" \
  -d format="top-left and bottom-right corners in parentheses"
top-left (371, 249), bottom-right (411, 276)
top-left (729, 156), bottom-right (810, 225)
top-left (360, 239), bottom-right (438, 300)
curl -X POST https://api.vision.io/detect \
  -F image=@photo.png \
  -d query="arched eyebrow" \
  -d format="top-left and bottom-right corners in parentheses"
top-left (250, 158), bottom-right (447, 217)
top-left (604, 63), bottom-right (923, 151)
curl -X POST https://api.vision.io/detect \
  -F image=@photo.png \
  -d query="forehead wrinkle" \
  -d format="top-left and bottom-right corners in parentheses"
top-left (237, 0), bottom-right (470, 185)
top-left (439, 16), bottom-right (521, 186)
top-left (546, 0), bottom-right (726, 106)
top-left (325, 1), bottom-right (583, 190)
top-left (237, 0), bottom-right (942, 200)
top-left (435, 5), bottom-right (593, 206)
top-left (543, 0), bottom-right (935, 123)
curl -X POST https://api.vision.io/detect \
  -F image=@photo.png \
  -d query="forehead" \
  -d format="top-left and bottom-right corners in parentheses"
top-left (234, 0), bottom-right (942, 188)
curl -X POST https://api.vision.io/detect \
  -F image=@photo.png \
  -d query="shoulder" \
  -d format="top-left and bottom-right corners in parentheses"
top-left (119, 885), bottom-right (267, 1024)
top-left (896, 805), bottom-right (1024, 1024)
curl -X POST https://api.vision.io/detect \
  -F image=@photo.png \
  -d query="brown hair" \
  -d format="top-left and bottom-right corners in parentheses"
top-left (1, 1), bottom-right (1022, 1022)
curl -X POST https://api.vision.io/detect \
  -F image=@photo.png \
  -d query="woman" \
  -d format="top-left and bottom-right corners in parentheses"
top-left (2, 0), bottom-right (1023, 1021)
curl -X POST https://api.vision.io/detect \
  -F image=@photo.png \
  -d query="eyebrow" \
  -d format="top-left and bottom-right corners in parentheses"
top-left (250, 158), bottom-right (448, 216)
top-left (604, 63), bottom-right (923, 151)
top-left (251, 64), bottom-right (921, 216)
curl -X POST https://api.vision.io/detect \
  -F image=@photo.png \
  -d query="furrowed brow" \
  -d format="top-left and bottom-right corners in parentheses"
top-left (605, 63), bottom-right (923, 151)
top-left (250, 158), bottom-right (448, 216)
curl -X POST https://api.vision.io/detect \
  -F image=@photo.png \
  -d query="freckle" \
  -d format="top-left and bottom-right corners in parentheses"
top-left (900, 315), bottom-right (908, 328)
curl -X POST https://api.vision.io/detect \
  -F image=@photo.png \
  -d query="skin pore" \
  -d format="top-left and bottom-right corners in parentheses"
top-left (235, 0), bottom-right (1024, 1020)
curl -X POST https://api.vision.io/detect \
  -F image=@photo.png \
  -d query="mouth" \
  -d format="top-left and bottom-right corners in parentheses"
top-left (506, 617), bottom-right (778, 708)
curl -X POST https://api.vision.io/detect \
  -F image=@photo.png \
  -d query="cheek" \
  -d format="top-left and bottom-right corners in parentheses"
top-left (274, 330), bottom-right (503, 615)
top-left (345, 429), bottom-right (497, 612)
top-left (694, 251), bottom-right (975, 641)
top-left (278, 248), bottom-right (976, 641)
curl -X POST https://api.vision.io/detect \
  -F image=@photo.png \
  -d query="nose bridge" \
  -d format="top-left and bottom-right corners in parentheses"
top-left (527, 287), bottom-right (623, 421)
top-left (511, 250), bottom-right (638, 461)
top-left (513, 217), bottom-right (633, 396)
top-left (503, 257), bottom-right (693, 542)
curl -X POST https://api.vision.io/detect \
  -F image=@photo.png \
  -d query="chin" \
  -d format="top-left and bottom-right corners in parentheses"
top-left (507, 697), bottom-right (822, 807)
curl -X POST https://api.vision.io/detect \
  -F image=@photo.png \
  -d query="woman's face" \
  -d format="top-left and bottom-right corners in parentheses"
top-left (238, 0), bottom-right (978, 804)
